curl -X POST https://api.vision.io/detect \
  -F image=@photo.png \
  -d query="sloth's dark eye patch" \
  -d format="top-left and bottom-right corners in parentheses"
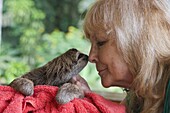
top-left (78, 53), bottom-right (84, 60)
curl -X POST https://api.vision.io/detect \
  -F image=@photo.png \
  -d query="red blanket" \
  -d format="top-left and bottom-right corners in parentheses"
top-left (0, 85), bottom-right (125, 113)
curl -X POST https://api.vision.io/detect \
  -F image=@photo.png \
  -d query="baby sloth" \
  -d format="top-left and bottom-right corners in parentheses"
top-left (9, 48), bottom-right (88, 104)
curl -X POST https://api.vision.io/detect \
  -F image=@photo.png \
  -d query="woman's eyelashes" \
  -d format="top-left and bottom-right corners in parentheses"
top-left (96, 40), bottom-right (107, 47)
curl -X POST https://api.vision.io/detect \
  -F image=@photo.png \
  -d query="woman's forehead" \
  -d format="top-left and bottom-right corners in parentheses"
top-left (85, 23), bottom-right (114, 37)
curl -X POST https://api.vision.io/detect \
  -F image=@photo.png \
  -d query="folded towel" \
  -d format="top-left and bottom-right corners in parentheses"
top-left (0, 85), bottom-right (125, 113)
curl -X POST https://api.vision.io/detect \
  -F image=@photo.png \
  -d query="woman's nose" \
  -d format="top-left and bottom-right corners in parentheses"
top-left (88, 47), bottom-right (98, 63)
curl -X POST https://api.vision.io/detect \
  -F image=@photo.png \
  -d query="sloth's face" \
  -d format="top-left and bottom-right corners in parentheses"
top-left (63, 48), bottom-right (88, 75)
top-left (46, 48), bottom-right (88, 86)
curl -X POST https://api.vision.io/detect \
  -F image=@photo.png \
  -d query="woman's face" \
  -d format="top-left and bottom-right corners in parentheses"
top-left (88, 31), bottom-right (133, 88)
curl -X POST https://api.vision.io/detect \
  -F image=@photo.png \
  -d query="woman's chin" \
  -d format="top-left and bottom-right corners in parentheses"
top-left (101, 80), bottom-right (111, 88)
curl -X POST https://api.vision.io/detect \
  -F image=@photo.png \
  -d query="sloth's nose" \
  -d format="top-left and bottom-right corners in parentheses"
top-left (84, 55), bottom-right (88, 61)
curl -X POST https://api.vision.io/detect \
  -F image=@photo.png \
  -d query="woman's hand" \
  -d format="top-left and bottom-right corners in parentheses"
top-left (71, 75), bottom-right (91, 94)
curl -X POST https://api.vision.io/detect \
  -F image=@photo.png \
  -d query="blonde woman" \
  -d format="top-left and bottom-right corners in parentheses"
top-left (74, 0), bottom-right (170, 113)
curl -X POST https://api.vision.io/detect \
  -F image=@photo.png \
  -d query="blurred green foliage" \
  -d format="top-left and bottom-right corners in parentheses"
top-left (1, 0), bottom-right (123, 93)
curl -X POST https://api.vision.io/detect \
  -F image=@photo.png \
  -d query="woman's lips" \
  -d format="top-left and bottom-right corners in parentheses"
top-left (98, 69), bottom-right (107, 77)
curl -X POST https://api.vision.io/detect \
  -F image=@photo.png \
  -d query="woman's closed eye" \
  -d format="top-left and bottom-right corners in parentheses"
top-left (97, 41), bottom-right (107, 47)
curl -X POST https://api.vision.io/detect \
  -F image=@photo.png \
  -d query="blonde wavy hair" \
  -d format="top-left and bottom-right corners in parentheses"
top-left (83, 0), bottom-right (170, 113)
